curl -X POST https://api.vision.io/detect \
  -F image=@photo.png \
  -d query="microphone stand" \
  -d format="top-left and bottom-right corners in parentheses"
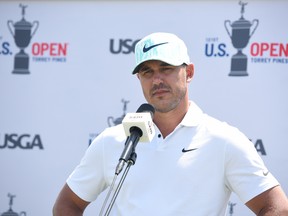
top-left (100, 128), bottom-right (142, 215)
top-left (103, 152), bottom-right (137, 216)
top-left (100, 104), bottom-right (155, 215)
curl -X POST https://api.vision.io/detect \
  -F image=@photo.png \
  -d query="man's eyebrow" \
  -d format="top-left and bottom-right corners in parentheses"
top-left (159, 62), bottom-right (171, 67)
top-left (138, 65), bottom-right (150, 72)
top-left (139, 62), bottom-right (173, 72)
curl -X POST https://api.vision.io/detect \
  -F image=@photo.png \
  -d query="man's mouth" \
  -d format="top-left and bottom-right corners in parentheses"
top-left (152, 88), bottom-right (170, 96)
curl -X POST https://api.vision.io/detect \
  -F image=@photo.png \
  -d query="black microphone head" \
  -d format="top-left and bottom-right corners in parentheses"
top-left (136, 103), bottom-right (155, 118)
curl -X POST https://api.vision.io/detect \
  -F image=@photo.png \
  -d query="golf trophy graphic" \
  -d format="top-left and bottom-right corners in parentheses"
top-left (224, 1), bottom-right (259, 76)
top-left (0, 193), bottom-right (27, 216)
top-left (7, 4), bottom-right (39, 74)
top-left (107, 99), bottom-right (130, 127)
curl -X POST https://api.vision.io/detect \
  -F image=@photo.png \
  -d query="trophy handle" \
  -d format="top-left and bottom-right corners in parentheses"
top-left (107, 116), bottom-right (114, 127)
top-left (224, 20), bottom-right (232, 39)
top-left (31, 20), bottom-right (39, 38)
top-left (20, 211), bottom-right (27, 216)
top-left (250, 19), bottom-right (259, 38)
top-left (7, 20), bottom-right (15, 37)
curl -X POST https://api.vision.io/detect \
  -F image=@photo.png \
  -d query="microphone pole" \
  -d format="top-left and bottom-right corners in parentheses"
top-left (99, 103), bottom-right (155, 216)
top-left (115, 127), bottom-right (142, 175)
top-left (104, 129), bottom-right (142, 216)
top-left (104, 152), bottom-right (137, 216)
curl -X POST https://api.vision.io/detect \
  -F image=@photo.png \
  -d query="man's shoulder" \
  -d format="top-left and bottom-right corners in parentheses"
top-left (201, 113), bottom-right (246, 141)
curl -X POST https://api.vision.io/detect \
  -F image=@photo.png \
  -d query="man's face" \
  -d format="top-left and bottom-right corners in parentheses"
top-left (137, 60), bottom-right (191, 113)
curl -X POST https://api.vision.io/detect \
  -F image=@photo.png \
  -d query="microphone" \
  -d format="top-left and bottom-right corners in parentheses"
top-left (122, 103), bottom-right (155, 142)
top-left (115, 103), bottom-right (155, 174)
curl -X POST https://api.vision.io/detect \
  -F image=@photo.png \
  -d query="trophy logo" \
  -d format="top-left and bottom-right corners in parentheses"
top-left (107, 99), bottom-right (130, 126)
top-left (0, 193), bottom-right (27, 216)
top-left (228, 202), bottom-right (237, 216)
top-left (224, 1), bottom-right (259, 76)
top-left (7, 4), bottom-right (39, 74)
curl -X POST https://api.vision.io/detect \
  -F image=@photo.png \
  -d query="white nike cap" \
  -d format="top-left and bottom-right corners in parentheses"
top-left (132, 32), bottom-right (190, 74)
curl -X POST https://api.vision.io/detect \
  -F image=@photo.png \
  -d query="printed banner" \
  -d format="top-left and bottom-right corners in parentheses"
top-left (0, 1), bottom-right (287, 215)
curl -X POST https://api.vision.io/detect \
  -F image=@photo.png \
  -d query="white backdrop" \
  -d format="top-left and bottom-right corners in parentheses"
top-left (0, 1), bottom-right (287, 215)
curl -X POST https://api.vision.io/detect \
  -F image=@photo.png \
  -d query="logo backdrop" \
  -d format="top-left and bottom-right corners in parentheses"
top-left (0, 1), bottom-right (287, 215)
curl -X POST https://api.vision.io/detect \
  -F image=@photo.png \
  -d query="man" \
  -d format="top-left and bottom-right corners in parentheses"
top-left (53, 32), bottom-right (288, 215)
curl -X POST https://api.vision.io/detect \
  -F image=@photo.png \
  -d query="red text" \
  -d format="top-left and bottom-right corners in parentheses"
top-left (32, 42), bottom-right (68, 56)
top-left (250, 42), bottom-right (288, 57)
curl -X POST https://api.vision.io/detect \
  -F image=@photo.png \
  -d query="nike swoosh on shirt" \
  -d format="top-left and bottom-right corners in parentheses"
top-left (263, 170), bottom-right (269, 176)
top-left (143, 42), bottom-right (168, 53)
top-left (182, 148), bottom-right (198, 153)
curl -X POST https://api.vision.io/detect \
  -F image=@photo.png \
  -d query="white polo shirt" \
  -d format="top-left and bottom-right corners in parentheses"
top-left (67, 101), bottom-right (279, 215)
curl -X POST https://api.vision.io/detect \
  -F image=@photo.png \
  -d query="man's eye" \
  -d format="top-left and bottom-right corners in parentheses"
top-left (163, 67), bottom-right (171, 70)
top-left (142, 70), bottom-right (150, 75)
top-left (139, 70), bottom-right (152, 77)
top-left (161, 67), bottom-right (173, 72)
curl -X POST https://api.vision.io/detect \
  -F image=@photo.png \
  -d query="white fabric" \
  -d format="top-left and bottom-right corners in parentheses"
top-left (132, 32), bottom-right (190, 74)
top-left (67, 101), bottom-right (279, 215)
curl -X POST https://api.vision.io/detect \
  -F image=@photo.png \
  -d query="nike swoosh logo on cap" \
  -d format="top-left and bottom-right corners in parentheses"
top-left (182, 148), bottom-right (198, 153)
top-left (143, 42), bottom-right (168, 53)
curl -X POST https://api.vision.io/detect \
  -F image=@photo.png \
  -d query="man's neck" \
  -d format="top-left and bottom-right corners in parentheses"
top-left (153, 101), bottom-right (189, 138)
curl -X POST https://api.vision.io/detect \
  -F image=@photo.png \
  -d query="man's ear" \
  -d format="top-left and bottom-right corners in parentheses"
top-left (186, 64), bottom-right (194, 82)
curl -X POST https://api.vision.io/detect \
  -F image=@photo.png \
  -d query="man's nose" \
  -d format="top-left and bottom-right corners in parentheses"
top-left (152, 71), bottom-right (163, 85)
